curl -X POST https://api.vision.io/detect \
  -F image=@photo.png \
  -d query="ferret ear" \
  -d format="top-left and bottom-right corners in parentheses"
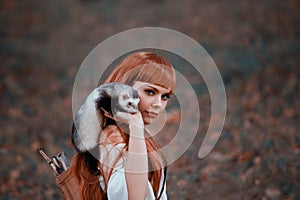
top-left (96, 83), bottom-right (114, 98)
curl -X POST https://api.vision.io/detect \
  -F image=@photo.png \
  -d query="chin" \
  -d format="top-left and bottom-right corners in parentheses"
top-left (143, 119), bottom-right (151, 125)
top-left (142, 116), bottom-right (153, 125)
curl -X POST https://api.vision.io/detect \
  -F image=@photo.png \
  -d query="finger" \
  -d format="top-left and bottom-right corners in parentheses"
top-left (115, 112), bottom-right (131, 123)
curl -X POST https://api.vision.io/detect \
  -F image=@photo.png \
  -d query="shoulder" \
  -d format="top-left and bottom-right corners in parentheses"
top-left (99, 125), bottom-right (125, 145)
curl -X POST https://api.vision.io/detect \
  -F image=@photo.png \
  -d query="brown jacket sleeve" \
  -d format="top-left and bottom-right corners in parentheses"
top-left (55, 169), bottom-right (81, 200)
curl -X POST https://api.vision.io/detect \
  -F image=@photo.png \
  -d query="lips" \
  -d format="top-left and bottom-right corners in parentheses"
top-left (145, 111), bottom-right (158, 118)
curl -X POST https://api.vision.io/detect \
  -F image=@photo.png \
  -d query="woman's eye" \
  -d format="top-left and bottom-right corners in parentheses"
top-left (145, 90), bottom-right (154, 96)
top-left (162, 94), bottom-right (170, 101)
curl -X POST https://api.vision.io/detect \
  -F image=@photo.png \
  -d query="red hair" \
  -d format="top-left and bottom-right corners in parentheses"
top-left (70, 52), bottom-right (175, 200)
top-left (104, 52), bottom-right (176, 93)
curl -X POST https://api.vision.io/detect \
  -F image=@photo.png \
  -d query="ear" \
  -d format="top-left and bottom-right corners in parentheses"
top-left (72, 88), bottom-right (104, 152)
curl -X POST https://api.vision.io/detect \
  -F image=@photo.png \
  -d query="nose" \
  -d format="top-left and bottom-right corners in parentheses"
top-left (127, 101), bottom-right (135, 108)
top-left (152, 96), bottom-right (162, 108)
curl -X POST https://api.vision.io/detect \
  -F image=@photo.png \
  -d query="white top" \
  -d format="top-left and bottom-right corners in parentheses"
top-left (99, 143), bottom-right (167, 200)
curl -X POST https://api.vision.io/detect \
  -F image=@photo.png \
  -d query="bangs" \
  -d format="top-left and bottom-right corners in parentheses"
top-left (120, 63), bottom-right (176, 93)
top-left (104, 52), bottom-right (177, 94)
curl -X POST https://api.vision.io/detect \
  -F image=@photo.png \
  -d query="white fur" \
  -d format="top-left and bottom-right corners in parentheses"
top-left (74, 88), bottom-right (103, 151)
top-left (73, 83), bottom-right (140, 152)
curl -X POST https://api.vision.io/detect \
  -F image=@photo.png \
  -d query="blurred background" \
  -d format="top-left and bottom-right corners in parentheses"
top-left (0, 0), bottom-right (299, 199)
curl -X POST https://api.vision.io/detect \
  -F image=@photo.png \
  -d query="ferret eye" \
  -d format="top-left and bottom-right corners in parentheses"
top-left (123, 94), bottom-right (129, 100)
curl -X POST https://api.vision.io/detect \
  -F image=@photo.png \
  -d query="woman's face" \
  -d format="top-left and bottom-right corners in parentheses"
top-left (132, 81), bottom-right (171, 125)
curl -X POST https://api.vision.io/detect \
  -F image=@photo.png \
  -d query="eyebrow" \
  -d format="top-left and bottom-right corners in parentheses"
top-left (146, 86), bottom-right (159, 92)
top-left (146, 85), bottom-right (171, 95)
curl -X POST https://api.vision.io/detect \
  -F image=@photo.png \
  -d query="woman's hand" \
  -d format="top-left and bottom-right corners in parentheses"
top-left (115, 111), bottom-right (144, 137)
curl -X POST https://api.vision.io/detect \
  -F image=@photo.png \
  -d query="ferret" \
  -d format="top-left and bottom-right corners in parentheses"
top-left (72, 83), bottom-right (140, 152)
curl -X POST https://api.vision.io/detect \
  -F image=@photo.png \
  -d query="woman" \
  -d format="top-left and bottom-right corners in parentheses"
top-left (69, 51), bottom-right (176, 200)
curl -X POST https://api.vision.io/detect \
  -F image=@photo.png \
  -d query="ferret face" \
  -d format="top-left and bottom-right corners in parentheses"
top-left (117, 90), bottom-right (140, 113)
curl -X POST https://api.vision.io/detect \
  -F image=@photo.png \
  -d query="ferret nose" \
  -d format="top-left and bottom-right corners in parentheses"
top-left (127, 101), bottom-right (134, 108)
top-left (128, 101), bottom-right (138, 110)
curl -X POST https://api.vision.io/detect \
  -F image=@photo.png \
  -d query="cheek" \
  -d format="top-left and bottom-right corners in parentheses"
top-left (161, 101), bottom-right (168, 110)
top-left (158, 101), bottom-right (168, 114)
top-left (138, 98), bottom-right (150, 111)
top-left (137, 93), bottom-right (150, 110)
